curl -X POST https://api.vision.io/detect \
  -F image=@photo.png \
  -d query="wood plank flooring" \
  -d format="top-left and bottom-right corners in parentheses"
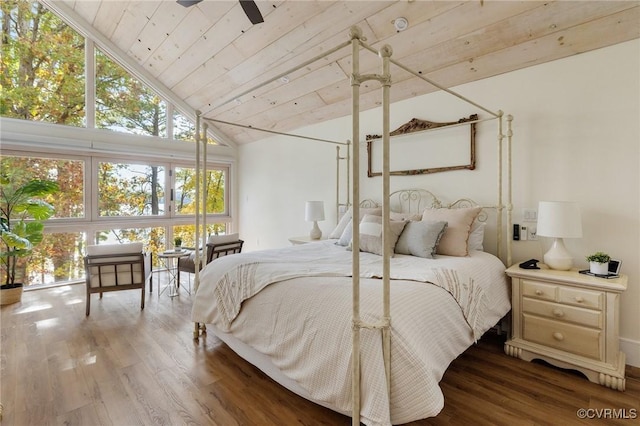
top-left (1, 282), bottom-right (638, 425)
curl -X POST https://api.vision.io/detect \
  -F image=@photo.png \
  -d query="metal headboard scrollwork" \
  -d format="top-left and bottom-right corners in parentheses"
top-left (359, 189), bottom-right (489, 219)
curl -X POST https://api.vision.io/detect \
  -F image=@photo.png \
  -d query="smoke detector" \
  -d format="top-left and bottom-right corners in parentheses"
top-left (394, 17), bottom-right (409, 32)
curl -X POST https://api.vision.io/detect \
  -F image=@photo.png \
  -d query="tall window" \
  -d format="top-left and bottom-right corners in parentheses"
top-left (0, 1), bottom-right (85, 126)
top-left (1, 1), bottom-right (209, 142)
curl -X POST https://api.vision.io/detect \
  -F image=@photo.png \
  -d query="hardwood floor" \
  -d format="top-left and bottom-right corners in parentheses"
top-left (1, 282), bottom-right (638, 425)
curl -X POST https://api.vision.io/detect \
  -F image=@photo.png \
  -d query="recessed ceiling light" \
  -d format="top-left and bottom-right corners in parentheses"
top-left (394, 17), bottom-right (409, 32)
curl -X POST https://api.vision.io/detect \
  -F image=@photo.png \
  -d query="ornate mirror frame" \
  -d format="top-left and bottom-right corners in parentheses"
top-left (366, 114), bottom-right (478, 177)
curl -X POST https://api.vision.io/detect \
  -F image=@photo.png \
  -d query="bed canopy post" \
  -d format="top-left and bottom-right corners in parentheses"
top-left (194, 111), bottom-right (202, 339)
top-left (202, 122), bottom-right (209, 251)
top-left (496, 111), bottom-right (504, 263)
top-left (506, 114), bottom-right (514, 268)
top-left (349, 25), bottom-right (362, 426)
top-left (379, 44), bottom-right (393, 398)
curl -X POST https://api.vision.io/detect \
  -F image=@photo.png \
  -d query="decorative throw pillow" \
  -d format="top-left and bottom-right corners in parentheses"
top-left (334, 207), bottom-right (382, 245)
top-left (468, 221), bottom-right (485, 251)
top-left (421, 206), bottom-right (482, 256)
top-left (357, 214), bottom-right (407, 256)
top-left (395, 220), bottom-right (448, 258)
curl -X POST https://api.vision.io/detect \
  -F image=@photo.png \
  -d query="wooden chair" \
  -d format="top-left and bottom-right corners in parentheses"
top-left (177, 234), bottom-right (244, 288)
top-left (84, 242), bottom-right (151, 316)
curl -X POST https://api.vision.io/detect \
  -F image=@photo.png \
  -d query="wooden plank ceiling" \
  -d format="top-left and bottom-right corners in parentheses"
top-left (52, 1), bottom-right (639, 145)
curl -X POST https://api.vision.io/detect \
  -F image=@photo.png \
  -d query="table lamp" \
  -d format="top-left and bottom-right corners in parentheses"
top-left (305, 201), bottom-right (325, 240)
top-left (536, 201), bottom-right (582, 270)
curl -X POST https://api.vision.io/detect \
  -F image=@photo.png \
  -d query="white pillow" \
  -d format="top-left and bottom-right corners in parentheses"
top-left (333, 207), bottom-right (382, 245)
top-left (329, 206), bottom-right (382, 239)
top-left (468, 221), bottom-right (485, 251)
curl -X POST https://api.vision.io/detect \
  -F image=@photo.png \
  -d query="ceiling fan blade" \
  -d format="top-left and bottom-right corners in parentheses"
top-left (176, 0), bottom-right (203, 7)
top-left (239, 0), bottom-right (264, 25)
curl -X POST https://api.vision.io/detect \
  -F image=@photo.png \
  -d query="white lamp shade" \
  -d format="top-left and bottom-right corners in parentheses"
top-left (537, 201), bottom-right (582, 238)
top-left (305, 201), bottom-right (325, 222)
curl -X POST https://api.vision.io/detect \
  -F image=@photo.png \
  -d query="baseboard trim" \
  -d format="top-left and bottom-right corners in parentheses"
top-left (621, 337), bottom-right (639, 367)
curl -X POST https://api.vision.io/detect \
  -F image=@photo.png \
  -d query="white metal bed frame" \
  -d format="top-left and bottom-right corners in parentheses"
top-left (192, 25), bottom-right (513, 424)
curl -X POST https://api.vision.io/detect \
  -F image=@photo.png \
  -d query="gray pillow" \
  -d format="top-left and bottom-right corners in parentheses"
top-left (395, 220), bottom-right (448, 258)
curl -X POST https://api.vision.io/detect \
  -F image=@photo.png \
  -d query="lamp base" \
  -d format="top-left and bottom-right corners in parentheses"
top-left (543, 237), bottom-right (574, 270)
top-left (309, 221), bottom-right (322, 240)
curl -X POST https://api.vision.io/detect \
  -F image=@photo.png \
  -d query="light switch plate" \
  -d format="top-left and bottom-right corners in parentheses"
top-left (523, 208), bottom-right (537, 221)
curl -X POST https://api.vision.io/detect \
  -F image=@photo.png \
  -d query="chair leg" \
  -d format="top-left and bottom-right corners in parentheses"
top-left (86, 293), bottom-right (90, 316)
top-left (141, 286), bottom-right (145, 310)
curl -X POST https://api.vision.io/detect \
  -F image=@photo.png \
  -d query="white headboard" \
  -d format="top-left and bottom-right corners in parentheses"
top-left (361, 188), bottom-right (489, 222)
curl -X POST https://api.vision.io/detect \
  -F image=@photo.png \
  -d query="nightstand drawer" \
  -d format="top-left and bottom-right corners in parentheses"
top-left (523, 314), bottom-right (602, 360)
top-left (522, 280), bottom-right (557, 301)
top-left (558, 287), bottom-right (603, 310)
top-left (522, 298), bottom-right (602, 329)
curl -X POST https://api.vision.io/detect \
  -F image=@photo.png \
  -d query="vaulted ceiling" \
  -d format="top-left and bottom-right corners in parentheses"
top-left (42, 1), bottom-right (639, 146)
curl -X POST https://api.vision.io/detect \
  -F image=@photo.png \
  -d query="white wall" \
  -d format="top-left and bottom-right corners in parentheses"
top-left (238, 40), bottom-right (640, 366)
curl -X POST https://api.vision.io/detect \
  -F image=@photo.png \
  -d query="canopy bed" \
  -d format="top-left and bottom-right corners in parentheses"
top-left (190, 26), bottom-right (514, 425)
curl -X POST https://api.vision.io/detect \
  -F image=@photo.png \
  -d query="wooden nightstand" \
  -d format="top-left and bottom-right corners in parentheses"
top-left (288, 236), bottom-right (327, 245)
top-left (504, 264), bottom-right (627, 390)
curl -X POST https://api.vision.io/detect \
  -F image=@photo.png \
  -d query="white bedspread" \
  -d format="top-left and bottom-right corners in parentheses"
top-left (191, 241), bottom-right (510, 425)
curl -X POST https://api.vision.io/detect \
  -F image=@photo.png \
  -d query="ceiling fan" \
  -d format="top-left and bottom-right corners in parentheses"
top-left (177, 0), bottom-right (264, 25)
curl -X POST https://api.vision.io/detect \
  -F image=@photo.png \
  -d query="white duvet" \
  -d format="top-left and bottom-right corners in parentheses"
top-left (192, 241), bottom-right (510, 425)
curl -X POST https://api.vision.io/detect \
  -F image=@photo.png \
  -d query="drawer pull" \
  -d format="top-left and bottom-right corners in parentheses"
top-left (535, 290), bottom-right (543, 296)
top-left (575, 296), bottom-right (584, 303)
top-left (552, 332), bottom-right (564, 341)
top-left (552, 309), bottom-right (565, 318)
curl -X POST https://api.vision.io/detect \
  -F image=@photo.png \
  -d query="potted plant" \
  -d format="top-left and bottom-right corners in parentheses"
top-left (586, 251), bottom-right (610, 275)
top-left (1, 177), bottom-right (59, 305)
top-left (174, 236), bottom-right (182, 251)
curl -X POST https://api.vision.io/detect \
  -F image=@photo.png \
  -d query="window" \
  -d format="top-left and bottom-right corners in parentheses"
top-left (0, 155), bottom-right (85, 219)
top-left (97, 161), bottom-right (165, 217)
top-left (0, 2), bottom-right (235, 288)
top-left (175, 167), bottom-right (226, 215)
top-left (0, 1), bottom-right (85, 126)
top-left (96, 49), bottom-right (167, 138)
top-left (173, 111), bottom-right (196, 142)
top-left (1, 154), bottom-right (229, 288)
top-left (27, 232), bottom-right (85, 286)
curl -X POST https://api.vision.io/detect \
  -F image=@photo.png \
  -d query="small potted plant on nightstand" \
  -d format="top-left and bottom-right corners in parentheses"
top-left (174, 236), bottom-right (182, 252)
top-left (586, 251), bottom-right (610, 275)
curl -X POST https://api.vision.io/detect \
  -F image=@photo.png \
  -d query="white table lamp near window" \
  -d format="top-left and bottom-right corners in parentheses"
top-left (305, 201), bottom-right (325, 240)
top-left (536, 201), bottom-right (582, 270)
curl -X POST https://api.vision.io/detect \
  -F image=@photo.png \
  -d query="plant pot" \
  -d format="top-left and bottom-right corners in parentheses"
top-left (0, 283), bottom-right (23, 305)
top-left (590, 261), bottom-right (609, 275)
